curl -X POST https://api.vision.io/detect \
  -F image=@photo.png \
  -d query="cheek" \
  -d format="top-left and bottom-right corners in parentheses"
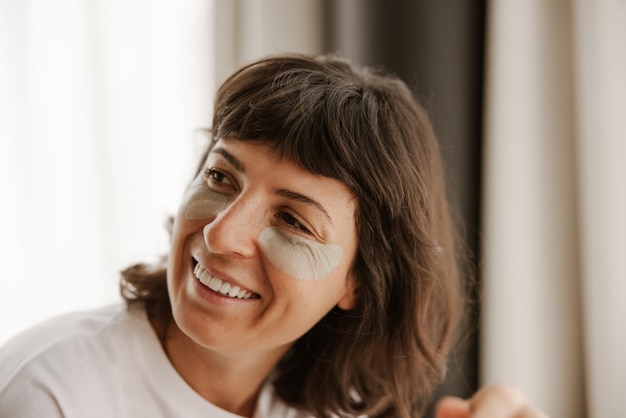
top-left (180, 177), bottom-right (229, 220)
top-left (258, 226), bottom-right (343, 281)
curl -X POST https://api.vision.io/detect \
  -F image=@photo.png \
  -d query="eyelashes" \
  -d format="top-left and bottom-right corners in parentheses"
top-left (276, 212), bottom-right (313, 236)
top-left (204, 168), bottom-right (235, 190)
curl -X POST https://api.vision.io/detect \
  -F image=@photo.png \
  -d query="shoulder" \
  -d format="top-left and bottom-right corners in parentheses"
top-left (0, 304), bottom-right (149, 416)
top-left (0, 304), bottom-right (136, 375)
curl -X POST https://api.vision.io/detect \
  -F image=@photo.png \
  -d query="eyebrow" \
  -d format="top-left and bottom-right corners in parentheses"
top-left (212, 147), bottom-right (246, 173)
top-left (275, 189), bottom-right (333, 224)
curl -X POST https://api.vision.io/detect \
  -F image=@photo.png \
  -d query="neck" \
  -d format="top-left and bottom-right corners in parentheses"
top-left (152, 316), bottom-right (288, 417)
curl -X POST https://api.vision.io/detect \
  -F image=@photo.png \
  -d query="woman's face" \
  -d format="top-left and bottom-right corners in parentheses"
top-left (167, 137), bottom-right (358, 356)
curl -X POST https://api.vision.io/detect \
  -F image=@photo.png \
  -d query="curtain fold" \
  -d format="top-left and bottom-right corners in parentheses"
top-left (482, 1), bottom-right (625, 417)
top-left (573, 1), bottom-right (626, 417)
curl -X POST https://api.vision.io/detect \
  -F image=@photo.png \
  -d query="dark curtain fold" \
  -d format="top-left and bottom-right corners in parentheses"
top-left (322, 1), bottom-right (486, 416)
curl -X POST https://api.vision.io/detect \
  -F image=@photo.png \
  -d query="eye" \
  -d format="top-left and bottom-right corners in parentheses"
top-left (204, 168), bottom-right (235, 191)
top-left (277, 212), bottom-right (313, 236)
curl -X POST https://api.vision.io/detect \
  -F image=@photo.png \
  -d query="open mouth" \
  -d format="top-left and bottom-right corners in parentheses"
top-left (193, 260), bottom-right (260, 300)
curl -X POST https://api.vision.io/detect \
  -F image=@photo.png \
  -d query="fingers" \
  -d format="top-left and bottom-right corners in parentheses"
top-left (435, 396), bottom-right (470, 418)
top-left (519, 406), bottom-right (550, 418)
top-left (469, 385), bottom-right (527, 418)
top-left (437, 385), bottom-right (550, 418)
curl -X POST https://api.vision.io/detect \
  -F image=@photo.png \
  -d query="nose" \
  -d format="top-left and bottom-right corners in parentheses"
top-left (202, 194), bottom-right (265, 258)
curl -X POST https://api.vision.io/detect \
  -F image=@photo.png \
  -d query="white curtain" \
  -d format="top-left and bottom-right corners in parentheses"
top-left (481, 1), bottom-right (626, 417)
top-left (212, 0), bottom-right (325, 86)
top-left (0, 0), bottom-right (214, 344)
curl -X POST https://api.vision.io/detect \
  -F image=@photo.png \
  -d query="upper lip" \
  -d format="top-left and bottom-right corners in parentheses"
top-left (192, 257), bottom-right (259, 296)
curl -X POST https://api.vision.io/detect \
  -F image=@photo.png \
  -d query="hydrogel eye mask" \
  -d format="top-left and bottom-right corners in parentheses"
top-left (181, 175), bottom-right (229, 219)
top-left (258, 226), bottom-right (343, 280)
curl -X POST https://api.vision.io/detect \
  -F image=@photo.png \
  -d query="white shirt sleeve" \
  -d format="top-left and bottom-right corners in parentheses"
top-left (0, 370), bottom-right (64, 417)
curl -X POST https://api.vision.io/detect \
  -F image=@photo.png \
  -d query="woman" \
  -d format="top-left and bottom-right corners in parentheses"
top-left (0, 54), bottom-right (546, 417)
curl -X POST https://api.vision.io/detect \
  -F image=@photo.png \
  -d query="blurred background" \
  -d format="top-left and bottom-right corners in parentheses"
top-left (1, 1), bottom-right (624, 417)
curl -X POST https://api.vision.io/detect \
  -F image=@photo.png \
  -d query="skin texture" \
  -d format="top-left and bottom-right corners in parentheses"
top-left (164, 138), bottom-right (358, 415)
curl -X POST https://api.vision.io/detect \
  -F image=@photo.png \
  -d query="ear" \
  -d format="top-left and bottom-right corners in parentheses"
top-left (337, 273), bottom-right (358, 310)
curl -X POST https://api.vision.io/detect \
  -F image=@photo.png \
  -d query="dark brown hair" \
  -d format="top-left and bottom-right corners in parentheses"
top-left (121, 54), bottom-right (462, 418)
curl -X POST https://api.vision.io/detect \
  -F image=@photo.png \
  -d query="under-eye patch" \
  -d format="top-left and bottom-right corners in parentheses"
top-left (258, 226), bottom-right (343, 280)
top-left (181, 175), bottom-right (229, 220)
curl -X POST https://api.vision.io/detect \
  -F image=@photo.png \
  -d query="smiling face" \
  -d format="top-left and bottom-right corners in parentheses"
top-left (167, 137), bottom-right (358, 357)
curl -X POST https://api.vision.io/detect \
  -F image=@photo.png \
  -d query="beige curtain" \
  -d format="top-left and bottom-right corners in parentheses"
top-left (481, 1), bottom-right (626, 417)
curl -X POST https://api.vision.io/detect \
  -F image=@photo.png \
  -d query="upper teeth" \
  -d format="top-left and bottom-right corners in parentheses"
top-left (194, 263), bottom-right (255, 299)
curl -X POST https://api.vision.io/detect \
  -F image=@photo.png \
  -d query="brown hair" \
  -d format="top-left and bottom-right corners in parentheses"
top-left (121, 54), bottom-right (462, 417)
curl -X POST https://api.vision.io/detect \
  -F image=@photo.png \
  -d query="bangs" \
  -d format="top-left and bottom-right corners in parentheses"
top-left (212, 60), bottom-right (366, 192)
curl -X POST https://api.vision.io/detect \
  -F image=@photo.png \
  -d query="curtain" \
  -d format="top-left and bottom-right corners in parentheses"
top-left (481, 1), bottom-right (626, 417)
top-left (212, 0), bottom-right (325, 85)
top-left (0, 0), bottom-right (214, 344)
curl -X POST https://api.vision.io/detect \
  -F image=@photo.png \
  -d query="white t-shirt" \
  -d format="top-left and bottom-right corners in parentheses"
top-left (0, 304), bottom-right (310, 418)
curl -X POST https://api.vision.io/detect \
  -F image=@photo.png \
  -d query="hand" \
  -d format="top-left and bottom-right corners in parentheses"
top-left (435, 385), bottom-right (549, 418)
